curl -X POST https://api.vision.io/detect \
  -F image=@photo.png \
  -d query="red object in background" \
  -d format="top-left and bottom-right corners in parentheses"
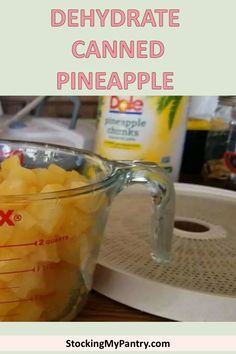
top-left (224, 151), bottom-right (236, 173)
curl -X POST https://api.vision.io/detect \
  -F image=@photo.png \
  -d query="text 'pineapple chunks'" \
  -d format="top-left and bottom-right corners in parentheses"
top-left (0, 155), bottom-right (108, 321)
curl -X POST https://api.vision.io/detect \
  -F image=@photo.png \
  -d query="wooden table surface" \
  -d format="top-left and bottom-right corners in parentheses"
top-left (78, 291), bottom-right (172, 322)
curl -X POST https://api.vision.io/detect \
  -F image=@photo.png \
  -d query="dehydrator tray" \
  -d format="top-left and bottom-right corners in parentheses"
top-left (93, 183), bottom-right (236, 321)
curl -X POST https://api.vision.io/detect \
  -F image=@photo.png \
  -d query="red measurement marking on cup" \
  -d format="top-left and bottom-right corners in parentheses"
top-left (0, 314), bottom-right (19, 318)
top-left (0, 292), bottom-right (55, 306)
top-left (36, 235), bottom-right (69, 246)
top-left (34, 263), bottom-right (57, 273)
top-left (0, 236), bottom-right (69, 249)
top-left (0, 235), bottom-right (69, 248)
top-left (0, 264), bottom-right (57, 276)
top-left (0, 240), bottom-right (37, 248)
top-left (0, 258), bottom-right (22, 262)
top-left (0, 298), bottom-right (31, 305)
top-left (0, 286), bottom-right (20, 290)
top-left (31, 291), bottom-right (55, 301)
top-left (0, 267), bottom-right (35, 275)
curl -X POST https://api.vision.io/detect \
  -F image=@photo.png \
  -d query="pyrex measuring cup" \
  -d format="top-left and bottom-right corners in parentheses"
top-left (0, 140), bottom-right (175, 321)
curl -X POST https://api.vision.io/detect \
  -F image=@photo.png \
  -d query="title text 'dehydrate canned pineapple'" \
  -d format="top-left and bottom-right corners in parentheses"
top-left (95, 96), bottom-right (189, 181)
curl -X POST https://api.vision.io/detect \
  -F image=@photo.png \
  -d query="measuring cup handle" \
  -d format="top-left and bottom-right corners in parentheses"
top-left (113, 161), bottom-right (175, 263)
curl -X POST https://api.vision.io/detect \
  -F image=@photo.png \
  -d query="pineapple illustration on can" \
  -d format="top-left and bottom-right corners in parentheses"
top-left (95, 96), bottom-right (189, 181)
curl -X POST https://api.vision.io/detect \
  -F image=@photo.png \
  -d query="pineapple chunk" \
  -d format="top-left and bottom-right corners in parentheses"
top-left (0, 179), bottom-right (29, 195)
top-left (8, 301), bottom-right (43, 322)
top-left (1, 155), bottom-right (21, 179)
top-left (75, 191), bottom-right (108, 213)
top-left (65, 170), bottom-right (88, 186)
top-left (26, 200), bottom-right (65, 236)
top-left (33, 169), bottom-right (57, 191)
top-left (8, 166), bottom-right (37, 186)
top-left (0, 287), bottom-right (19, 317)
top-left (41, 261), bottom-right (85, 321)
top-left (59, 208), bottom-right (93, 237)
top-left (40, 184), bottom-right (65, 193)
top-left (0, 155), bottom-right (105, 321)
top-left (48, 164), bottom-right (67, 185)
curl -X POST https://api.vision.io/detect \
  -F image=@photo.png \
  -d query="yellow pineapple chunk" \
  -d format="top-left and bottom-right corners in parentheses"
top-left (59, 208), bottom-right (93, 237)
top-left (40, 184), bottom-right (65, 193)
top-left (65, 170), bottom-right (88, 186)
top-left (26, 200), bottom-right (64, 236)
top-left (75, 191), bottom-right (108, 213)
top-left (8, 301), bottom-right (43, 322)
top-left (0, 287), bottom-right (19, 318)
top-left (1, 155), bottom-right (21, 179)
top-left (33, 168), bottom-right (56, 190)
top-left (8, 166), bottom-right (37, 187)
top-left (0, 155), bottom-right (104, 321)
top-left (48, 164), bottom-right (67, 185)
top-left (0, 178), bottom-right (29, 195)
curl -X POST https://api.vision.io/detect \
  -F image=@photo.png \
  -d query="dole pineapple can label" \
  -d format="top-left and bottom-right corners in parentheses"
top-left (95, 96), bottom-right (189, 181)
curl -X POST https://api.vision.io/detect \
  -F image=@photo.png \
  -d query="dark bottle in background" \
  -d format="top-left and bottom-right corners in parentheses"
top-left (181, 96), bottom-right (217, 175)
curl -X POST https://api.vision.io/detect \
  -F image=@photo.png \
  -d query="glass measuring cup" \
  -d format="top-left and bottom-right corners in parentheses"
top-left (0, 140), bottom-right (175, 321)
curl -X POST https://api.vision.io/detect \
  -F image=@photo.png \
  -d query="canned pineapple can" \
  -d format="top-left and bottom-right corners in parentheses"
top-left (95, 96), bottom-right (189, 181)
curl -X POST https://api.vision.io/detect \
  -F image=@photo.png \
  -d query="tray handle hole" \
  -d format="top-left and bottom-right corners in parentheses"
top-left (174, 220), bottom-right (209, 233)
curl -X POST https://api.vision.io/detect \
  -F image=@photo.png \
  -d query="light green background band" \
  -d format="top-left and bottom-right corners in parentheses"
top-left (0, 0), bottom-right (235, 95)
top-left (0, 322), bottom-right (235, 335)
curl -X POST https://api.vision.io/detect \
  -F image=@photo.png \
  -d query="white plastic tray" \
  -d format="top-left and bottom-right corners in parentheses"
top-left (93, 183), bottom-right (236, 321)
